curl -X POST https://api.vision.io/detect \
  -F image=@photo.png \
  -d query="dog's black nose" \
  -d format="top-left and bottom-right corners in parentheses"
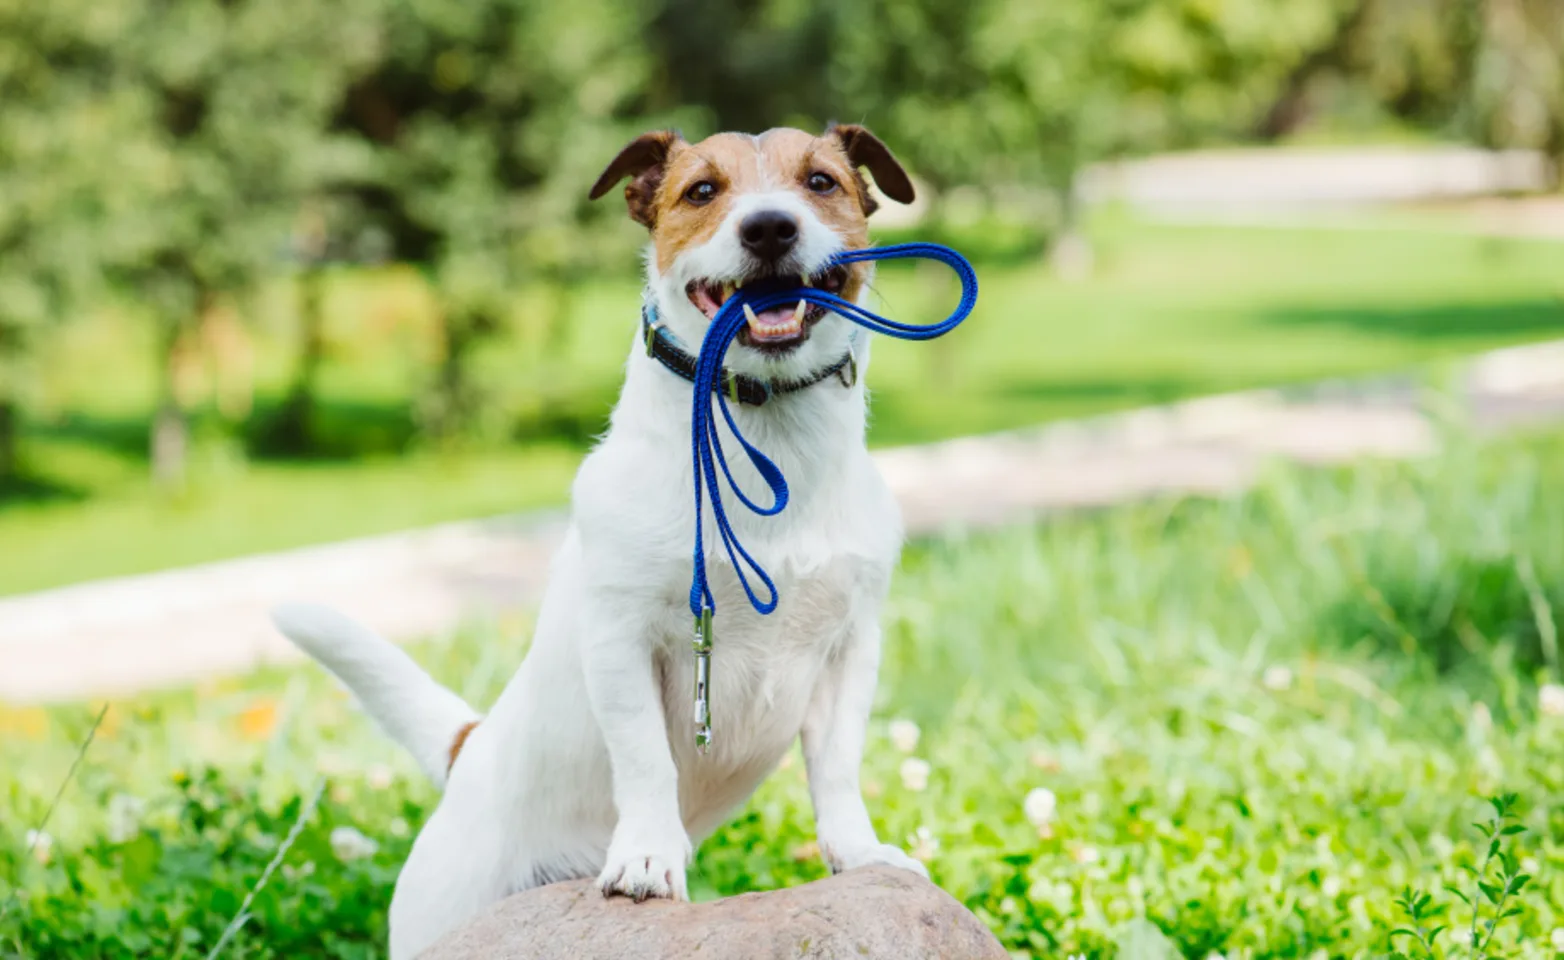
top-left (739, 210), bottom-right (799, 261)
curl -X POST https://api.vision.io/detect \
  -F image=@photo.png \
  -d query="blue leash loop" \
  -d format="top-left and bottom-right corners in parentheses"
top-left (685, 242), bottom-right (978, 750)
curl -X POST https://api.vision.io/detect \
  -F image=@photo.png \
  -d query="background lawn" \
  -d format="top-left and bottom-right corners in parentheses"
top-left (5, 424), bottom-right (1564, 958)
top-left (4, 211), bottom-right (1561, 596)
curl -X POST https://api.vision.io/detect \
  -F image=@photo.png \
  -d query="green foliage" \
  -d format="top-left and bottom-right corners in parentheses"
top-left (2, 768), bottom-right (408, 959)
top-left (6, 430), bottom-right (1564, 957)
top-left (326, 0), bottom-right (653, 438)
top-left (0, 0), bottom-right (1555, 484)
top-left (1391, 795), bottom-right (1534, 960)
top-left (1464, 0), bottom-right (1564, 170)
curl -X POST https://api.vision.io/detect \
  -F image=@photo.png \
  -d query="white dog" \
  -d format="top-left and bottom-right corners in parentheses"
top-left (273, 124), bottom-right (926, 959)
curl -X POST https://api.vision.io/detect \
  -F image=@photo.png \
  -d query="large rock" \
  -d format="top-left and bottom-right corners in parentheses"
top-left (419, 866), bottom-right (1009, 960)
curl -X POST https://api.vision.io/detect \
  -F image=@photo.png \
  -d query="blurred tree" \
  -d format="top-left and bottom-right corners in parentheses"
top-left (330, 0), bottom-right (651, 443)
top-left (1285, 0), bottom-right (1561, 182)
top-left (258, 193), bottom-right (389, 456)
top-left (826, 0), bottom-right (1355, 267)
top-left (1464, 0), bottom-right (1563, 181)
top-left (93, 0), bottom-right (378, 487)
top-left (0, 0), bottom-right (123, 489)
top-left (642, 0), bottom-right (847, 131)
top-left (4, 0), bottom-right (1555, 501)
top-left (1255, 0), bottom-right (1380, 138)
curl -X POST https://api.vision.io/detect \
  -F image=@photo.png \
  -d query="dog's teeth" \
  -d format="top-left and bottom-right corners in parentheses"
top-left (801, 275), bottom-right (812, 288)
top-left (793, 300), bottom-right (806, 324)
top-left (742, 303), bottom-right (759, 325)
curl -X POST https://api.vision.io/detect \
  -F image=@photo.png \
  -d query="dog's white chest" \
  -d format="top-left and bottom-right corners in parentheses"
top-left (657, 552), bottom-right (879, 839)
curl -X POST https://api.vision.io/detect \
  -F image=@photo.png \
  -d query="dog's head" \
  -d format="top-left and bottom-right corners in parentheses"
top-left (590, 125), bottom-right (914, 379)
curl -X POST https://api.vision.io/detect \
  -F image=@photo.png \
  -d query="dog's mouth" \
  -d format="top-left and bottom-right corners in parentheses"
top-left (686, 265), bottom-right (850, 353)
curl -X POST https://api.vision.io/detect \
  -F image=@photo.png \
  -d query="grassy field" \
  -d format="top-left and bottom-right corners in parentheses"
top-left (5, 425), bottom-right (1564, 958)
top-left (2, 212), bottom-right (1561, 596)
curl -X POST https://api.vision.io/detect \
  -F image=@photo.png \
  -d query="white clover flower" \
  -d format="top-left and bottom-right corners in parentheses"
top-left (389, 817), bottom-right (410, 838)
top-left (367, 765), bottom-right (394, 791)
top-left (24, 829), bottom-right (51, 864)
top-left (1263, 665), bottom-right (1293, 691)
top-left (1321, 876), bottom-right (1342, 898)
top-left (1072, 844), bottom-right (1099, 864)
top-left (330, 825), bottom-right (380, 862)
top-left (900, 757), bottom-right (931, 792)
top-left (888, 719), bottom-right (921, 753)
top-left (1550, 927), bottom-right (1564, 951)
top-left (999, 896), bottom-right (1017, 915)
top-left (1541, 683), bottom-right (1564, 717)
top-left (107, 793), bottom-right (146, 844)
top-left (1023, 787), bottom-right (1057, 827)
top-left (909, 825), bottom-right (939, 862)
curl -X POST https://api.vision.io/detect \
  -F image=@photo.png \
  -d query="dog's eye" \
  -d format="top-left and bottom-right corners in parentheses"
top-left (684, 181), bottom-right (718, 205)
top-left (806, 172), bottom-right (838, 195)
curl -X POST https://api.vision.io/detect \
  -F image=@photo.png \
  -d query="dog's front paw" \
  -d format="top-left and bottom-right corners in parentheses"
top-left (823, 841), bottom-right (930, 880)
top-left (598, 836), bottom-right (689, 902)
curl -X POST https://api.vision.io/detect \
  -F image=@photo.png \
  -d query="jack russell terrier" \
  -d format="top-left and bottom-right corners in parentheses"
top-left (273, 123), bottom-right (925, 959)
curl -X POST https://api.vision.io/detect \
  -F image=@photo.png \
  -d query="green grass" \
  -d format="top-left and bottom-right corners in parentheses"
top-left (5, 426), bottom-right (1564, 958)
top-left (3, 212), bottom-right (1562, 595)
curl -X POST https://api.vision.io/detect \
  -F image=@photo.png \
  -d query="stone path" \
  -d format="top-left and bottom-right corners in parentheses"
top-left (3, 338), bottom-right (1563, 704)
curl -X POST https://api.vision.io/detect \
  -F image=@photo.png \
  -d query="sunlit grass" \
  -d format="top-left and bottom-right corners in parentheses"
top-left (5, 427), bottom-right (1564, 957)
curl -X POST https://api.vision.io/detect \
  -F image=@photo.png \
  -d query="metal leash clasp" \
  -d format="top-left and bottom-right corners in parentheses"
top-left (692, 607), bottom-right (713, 752)
top-left (838, 341), bottom-right (857, 389)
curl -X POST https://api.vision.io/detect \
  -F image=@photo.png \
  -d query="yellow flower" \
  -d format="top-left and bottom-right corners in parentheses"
top-left (238, 699), bottom-right (280, 741)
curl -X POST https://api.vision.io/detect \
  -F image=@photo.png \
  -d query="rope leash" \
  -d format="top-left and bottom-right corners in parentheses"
top-left (686, 242), bottom-right (978, 750)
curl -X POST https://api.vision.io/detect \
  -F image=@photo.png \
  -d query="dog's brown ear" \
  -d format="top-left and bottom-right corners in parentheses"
top-left (589, 130), bottom-right (683, 228)
top-left (829, 124), bottom-right (916, 211)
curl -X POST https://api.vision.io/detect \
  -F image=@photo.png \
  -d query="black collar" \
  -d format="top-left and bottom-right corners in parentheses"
top-left (640, 303), bottom-right (857, 406)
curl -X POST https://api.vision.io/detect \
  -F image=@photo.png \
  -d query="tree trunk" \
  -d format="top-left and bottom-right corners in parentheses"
top-left (920, 258), bottom-right (958, 387)
top-left (0, 396), bottom-right (17, 489)
top-left (1048, 178), bottom-right (1093, 281)
top-left (426, 307), bottom-right (486, 442)
top-left (1255, 0), bottom-right (1378, 140)
top-left (151, 315), bottom-right (191, 491)
top-left (541, 278), bottom-right (574, 363)
top-left (272, 267), bottom-right (327, 453)
top-left (0, 320), bottom-right (20, 488)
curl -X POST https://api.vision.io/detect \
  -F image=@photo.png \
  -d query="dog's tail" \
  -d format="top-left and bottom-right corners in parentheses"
top-left (271, 602), bottom-right (479, 788)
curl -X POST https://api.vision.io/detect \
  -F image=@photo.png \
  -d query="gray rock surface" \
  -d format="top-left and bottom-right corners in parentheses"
top-left (417, 866), bottom-right (1009, 960)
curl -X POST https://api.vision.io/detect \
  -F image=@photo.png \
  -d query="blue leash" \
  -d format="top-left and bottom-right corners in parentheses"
top-left (685, 242), bottom-right (978, 749)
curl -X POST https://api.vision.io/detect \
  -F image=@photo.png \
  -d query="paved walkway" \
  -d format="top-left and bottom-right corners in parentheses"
top-left (3, 339), bottom-right (1563, 704)
top-left (1077, 145), bottom-right (1556, 215)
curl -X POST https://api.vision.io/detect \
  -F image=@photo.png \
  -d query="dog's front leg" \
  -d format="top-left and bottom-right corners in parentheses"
top-left (801, 609), bottom-right (929, 879)
top-left (581, 598), bottom-right (691, 901)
